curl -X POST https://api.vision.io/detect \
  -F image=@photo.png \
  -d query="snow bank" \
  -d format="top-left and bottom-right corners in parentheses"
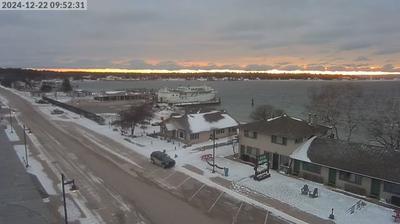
top-left (58, 197), bottom-right (105, 224)
top-left (13, 145), bottom-right (57, 195)
top-left (6, 125), bottom-right (20, 141)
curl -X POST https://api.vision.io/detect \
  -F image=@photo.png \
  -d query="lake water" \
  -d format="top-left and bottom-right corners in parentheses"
top-left (74, 79), bottom-right (400, 122)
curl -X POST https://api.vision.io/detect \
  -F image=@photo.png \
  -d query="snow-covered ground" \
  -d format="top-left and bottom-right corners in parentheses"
top-left (35, 104), bottom-right (395, 224)
top-left (5, 125), bottom-right (20, 142)
top-left (3, 86), bottom-right (396, 224)
top-left (14, 144), bottom-right (57, 195)
top-left (0, 87), bottom-right (105, 224)
top-left (12, 131), bottom-right (105, 224)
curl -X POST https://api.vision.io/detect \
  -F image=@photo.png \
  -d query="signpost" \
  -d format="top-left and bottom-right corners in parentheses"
top-left (253, 154), bottom-right (270, 181)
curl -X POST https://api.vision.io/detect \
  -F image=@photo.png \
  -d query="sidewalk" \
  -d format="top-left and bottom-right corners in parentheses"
top-left (0, 124), bottom-right (52, 223)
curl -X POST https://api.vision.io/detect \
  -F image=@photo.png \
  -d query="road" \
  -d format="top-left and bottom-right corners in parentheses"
top-left (0, 87), bottom-right (293, 224)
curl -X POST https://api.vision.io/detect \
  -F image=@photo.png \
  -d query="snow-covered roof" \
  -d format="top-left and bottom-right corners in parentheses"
top-left (187, 111), bottom-right (238, 133)
top-left (104, 91), bottom-right (126, 95)
top-left (240, 114), bottom-right (330, 139)
top-left (289, 136), bottom-right (316, 162)
top-left (163, 111), bottom-right (239, 133)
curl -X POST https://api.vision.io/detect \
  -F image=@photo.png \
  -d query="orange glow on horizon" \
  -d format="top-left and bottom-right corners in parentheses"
top-left (31, 67), bottom-right (400, 76)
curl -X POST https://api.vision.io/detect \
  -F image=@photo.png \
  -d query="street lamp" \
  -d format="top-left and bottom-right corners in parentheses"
top-left (210, 129), bottom-right (217, 173)
top-left (61, 173), bottom-right (78, 224)
top-left (23, 125), bottom-right (31, 168)
top-left (9, 108), bottom-right (13, 133)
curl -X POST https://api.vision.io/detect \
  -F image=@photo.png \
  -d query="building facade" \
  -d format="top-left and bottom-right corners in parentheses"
top-left (160, 110), bottom-right (239, 145)
top-left (290, 138), bottom-right (400, 206)
top-left (238, 114), bottom-right (329, 171)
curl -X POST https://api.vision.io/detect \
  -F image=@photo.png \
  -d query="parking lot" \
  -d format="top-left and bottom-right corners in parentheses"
top-left (141, 163), bottom-right (292, 224)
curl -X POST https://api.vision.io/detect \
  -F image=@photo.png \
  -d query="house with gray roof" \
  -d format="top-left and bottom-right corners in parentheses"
top-left (290, 137), bottom-right (400, 206)
top-left (160, 110), bottom-right (239, 145)
top-left (238, 114), bottom-right (330, 171)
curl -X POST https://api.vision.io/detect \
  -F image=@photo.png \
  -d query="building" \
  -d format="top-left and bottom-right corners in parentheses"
top-left (93, 90), bottom-right (153, 102)
top-left (290, 137), bottom-right (400, 206)
top-left (160, 110), bottom-right (239, 145)
top-left (40, 79), bottom-right (63, 91)
top-left (238, 114), bottom-right (330, 171)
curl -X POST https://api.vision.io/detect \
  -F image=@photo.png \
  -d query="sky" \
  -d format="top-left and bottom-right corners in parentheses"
top-left (1, 0), bottom-right (400, 72)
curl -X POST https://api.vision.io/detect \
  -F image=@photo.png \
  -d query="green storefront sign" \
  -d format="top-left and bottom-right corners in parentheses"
top-left (257, 154), bottom-right (268, 165)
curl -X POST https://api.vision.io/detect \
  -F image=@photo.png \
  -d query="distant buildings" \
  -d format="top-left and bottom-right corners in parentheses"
top-left (160, 110), bottom-right (239, 145)
top-left (93, 90), bottom-right (153, 102)
top-left (40, 79), bottom-right (63, 91)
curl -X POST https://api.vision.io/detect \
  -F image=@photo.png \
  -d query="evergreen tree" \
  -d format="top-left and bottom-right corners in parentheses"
top-left (61, 78), bottom-right (73, 92)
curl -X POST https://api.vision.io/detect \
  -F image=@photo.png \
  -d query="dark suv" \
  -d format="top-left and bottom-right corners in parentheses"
top-left (150, 151), bottom-right (175, 169)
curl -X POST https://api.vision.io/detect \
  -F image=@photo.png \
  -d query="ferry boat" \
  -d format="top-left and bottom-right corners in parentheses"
top-left (157, 86), bottom-right (217, 104)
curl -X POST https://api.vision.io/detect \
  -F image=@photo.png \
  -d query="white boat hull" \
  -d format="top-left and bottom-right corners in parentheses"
top-left (157, 86), bottom-right (217, 103)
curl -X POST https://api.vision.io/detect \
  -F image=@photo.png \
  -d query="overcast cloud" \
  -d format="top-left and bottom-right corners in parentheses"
top-left (0, 0), bottom-right (399, 71)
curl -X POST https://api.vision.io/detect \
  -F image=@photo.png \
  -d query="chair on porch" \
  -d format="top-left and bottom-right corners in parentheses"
top-left (301, 184), bottom-right (309, 195)
top-left (309, 188), bottom-right (319, 198)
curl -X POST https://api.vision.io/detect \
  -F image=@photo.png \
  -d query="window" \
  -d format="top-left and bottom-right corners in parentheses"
top-left (229, 127), bottom-right (236, 133)
top-left (179, 131), bottom-right (185, 139)
top-left (216, 129), bottom-right (225, 134)
top-left (383, 182), bottom-right (400, 194)
top-left (190, 133), bottom-right (199, 140)
top-left (271, 135), bottom-right (287, 145)
top-left (302, 162), bottom-right (321, 174)
top-left (252, 132), bottom-right (258, 139)
top-left (255, 147), bottom-right (260, 156)
top-left (246, 146), bottom-right (253, 155)
top-left (245, 146), bottom-right (259, 157)
top-left (339, 171), bottom-right (362, 185)
top-left (295, 137), bottom-right (304, 144)
top-left (244, 130), bottom-right (249, 137)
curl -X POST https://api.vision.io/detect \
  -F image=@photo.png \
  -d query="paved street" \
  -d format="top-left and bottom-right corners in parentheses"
top-left (0, 87), bottom-right (303, 224)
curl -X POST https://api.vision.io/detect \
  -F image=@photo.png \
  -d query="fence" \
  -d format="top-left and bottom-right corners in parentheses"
top-left (42, 96), bottom-right (105, 125)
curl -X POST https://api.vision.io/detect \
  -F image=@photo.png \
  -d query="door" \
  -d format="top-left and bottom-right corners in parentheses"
top-left (328, 169), bottom-right (337, 186)
top-left (272, 153), bottom-right (279, 170)
top-left (370, 179), bottom-right (381, 198)
top-left (240, 146), bottom-right (245, 157)
top-left (293, 160), bottom-right (300, 175)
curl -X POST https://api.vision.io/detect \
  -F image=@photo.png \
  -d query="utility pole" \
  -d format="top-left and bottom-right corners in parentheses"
top-left (23, 125), bottom-right (31, 168)
top-left (61, 174), bottom-right (68, 224)
top-left (212, 129), bottom-right (216, 173)
top-left (9, 108), bottom-right (13, 133)
top-left (61, 173), bottom-right (78, 224)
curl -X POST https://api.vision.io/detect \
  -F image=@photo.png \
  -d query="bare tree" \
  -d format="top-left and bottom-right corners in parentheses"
top-left (250, 104), bottom-right (285, 121)
top-left (307, 85), bottom-right (341, 139)
top-left (367, 98), bottom-right (400, 151)
top-left (116, 103), bottom-right (154, 136)
top-left (307, 84), bottom-right (363, 141)
top-left (339, 85), bottom-right (363, 141)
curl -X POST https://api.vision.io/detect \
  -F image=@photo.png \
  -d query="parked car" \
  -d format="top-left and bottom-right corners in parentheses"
top-left (51, 109), bottom-right (64, 115)
top-left (35, 99), bottom-right (48, 104)
top-left (150, 151), bottom-right (175, 168)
